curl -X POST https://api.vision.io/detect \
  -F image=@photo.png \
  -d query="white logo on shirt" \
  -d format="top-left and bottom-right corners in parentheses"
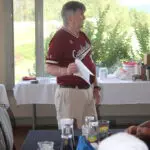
top-left (72, 42), bottom-right (91, 60)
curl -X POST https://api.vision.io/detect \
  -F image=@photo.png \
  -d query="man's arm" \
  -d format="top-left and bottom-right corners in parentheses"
top-left (139, 120), bottom-right (150, 128)
top-left (46, 63), bottom-right (78, 77)
top-left (93, 76), bottom-right (101, 89)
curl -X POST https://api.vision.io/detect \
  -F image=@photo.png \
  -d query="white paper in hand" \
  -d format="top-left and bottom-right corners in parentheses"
top-left (74, 59), bottom-right (94, 85)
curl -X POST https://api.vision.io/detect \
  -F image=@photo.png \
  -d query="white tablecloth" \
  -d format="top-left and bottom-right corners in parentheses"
top-left (0, 84), bottom-right (9, 107)
top-left (99, 78), bottom-right (150, 104)
top-left (13, 78), bottom-right (57, 105)
top-left (13, 77), bottom-right (150, 105)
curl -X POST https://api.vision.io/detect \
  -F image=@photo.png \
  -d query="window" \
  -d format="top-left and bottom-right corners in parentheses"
top-left (13, 0), bottom-right (35, 83)
top-left (12, 0), bottom-right (150, 84)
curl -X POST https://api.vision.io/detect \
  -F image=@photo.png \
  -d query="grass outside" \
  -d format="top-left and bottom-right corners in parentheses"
top-left (14, 21), bottom-right (59, 83)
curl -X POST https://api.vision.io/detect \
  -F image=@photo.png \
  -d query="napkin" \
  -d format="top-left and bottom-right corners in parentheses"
top-left (74, 59), bottom-right (94, 85)
top-left (76, 136), bottom-right (95, 150)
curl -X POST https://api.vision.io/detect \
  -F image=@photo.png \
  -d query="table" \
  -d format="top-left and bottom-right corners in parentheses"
top-left (14, 77), bottom-right (150, 105)
top-left (13, 77), bottom-right (150, 129)
top-left (13, 78), bottom-right (56, 129)
top-left (99, 77), bottom-right (150, 105)
top-left (0, 84), bottom-right (9, 107)
top-left (13, 77), bottom-right (57, 105)
top-left (21, 129), bottom-right (125, 150)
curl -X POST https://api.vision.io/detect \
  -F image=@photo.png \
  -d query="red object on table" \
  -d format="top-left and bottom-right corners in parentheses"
top-left (22, 76), bottom-right (36, 81)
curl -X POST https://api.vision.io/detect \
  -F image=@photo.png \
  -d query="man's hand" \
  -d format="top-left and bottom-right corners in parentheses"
top-left (125, 125), bottom-right (137, 135)
top-left (67, 63), bottom-right (78, 75)
top-left (136, 126), bottom-right (150, 139)
top-left (93, 88), bottom-right (100, 104)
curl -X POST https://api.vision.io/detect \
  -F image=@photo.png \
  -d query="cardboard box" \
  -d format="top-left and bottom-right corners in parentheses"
top-left (144, 54), bottom-right (150, 65)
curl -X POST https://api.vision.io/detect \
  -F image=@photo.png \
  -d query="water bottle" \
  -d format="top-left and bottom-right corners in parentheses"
top-left (82, 116), bottom-right (95, 139)
top-left (60, 132), bottom-right (74, 150)
top-left (87, 121), bottom-right (98, 143)
top-left (60, 118), bottom-right (74, 150)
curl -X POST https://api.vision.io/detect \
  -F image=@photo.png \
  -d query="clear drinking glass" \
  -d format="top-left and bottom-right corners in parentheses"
top-left (60, 118), bottom-right (74, 139)
top-left (37, 141), bottom-right (54, 150)
top-left (98, 120), bottom-right (110, 141)
top-left (99, 68), bottom-right (108, 80)
top-left (82, 116), bottom-right (95, 139)
top-left (87, 121), bottom-right (98, 143)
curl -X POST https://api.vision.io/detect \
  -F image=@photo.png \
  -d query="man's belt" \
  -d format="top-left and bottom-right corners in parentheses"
top-left (59, 85), bottom-right (90, 89)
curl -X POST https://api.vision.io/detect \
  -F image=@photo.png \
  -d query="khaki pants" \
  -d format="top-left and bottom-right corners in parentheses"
top-left (54, 86), bottom-right (97, 129)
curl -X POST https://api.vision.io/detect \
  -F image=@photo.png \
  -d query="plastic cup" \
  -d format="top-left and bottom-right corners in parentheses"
top-left (98, 120), bottom-right (110, 141)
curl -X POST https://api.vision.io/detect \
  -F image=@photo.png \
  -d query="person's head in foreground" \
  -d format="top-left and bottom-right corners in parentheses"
top-left (98, 132), bottom-right (148, 150)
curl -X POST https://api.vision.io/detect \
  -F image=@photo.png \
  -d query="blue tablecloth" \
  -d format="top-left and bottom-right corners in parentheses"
top-left (21, 129), bottom-right (150, 150)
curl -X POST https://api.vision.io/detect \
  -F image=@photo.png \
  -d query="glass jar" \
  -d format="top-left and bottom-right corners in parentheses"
top-left (87, 121), bottom-right (98, 143)
top-left (82, 116), bottom-right (95, 139)
top-left (99, 68), bottom-right (108, 80)
top-left (98, 120), bottom-right (110, 141)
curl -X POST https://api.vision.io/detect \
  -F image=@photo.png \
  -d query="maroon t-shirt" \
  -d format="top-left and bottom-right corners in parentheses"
top-left (46, 27), bottom-right (96, 86)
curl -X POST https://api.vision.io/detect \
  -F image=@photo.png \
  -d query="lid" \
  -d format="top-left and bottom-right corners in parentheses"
top-left (60, 118), bottom-right (73, 129)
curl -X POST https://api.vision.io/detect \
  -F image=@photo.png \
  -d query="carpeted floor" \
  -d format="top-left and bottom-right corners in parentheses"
top-left (13, 126), bottom-right (58, 150)
top-left (14, 126), bottom-right (31, 150)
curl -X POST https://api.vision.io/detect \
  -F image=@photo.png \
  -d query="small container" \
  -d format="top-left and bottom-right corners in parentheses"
top-left (30, 80), bottom-right (38, 84)
top-left (37, 141), bottom-right (54, 150)
top-left (98, 120), bottom-right (110, 141)
top-left (141, 63), bottom-right (147, 80)
top-left (99, 68), bottom-right (108, 80)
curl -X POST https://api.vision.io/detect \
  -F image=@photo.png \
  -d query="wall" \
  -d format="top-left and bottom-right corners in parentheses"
top-left (0, 0), bottom-right (6, 84)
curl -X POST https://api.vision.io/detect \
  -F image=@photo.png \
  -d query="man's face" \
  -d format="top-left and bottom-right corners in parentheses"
top-left (70, 9), bottom-right (85, 30)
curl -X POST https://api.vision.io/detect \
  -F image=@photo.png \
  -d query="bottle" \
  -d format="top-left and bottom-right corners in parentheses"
top-left (87, 121), bottom-right (99, 149)
top-left (140, 63), bottom-right (147, 80)
top-left (60, 136), bottom-right (74, 150)
top-left (60, 119), bottom-right (74, 150)
top-left (82, 116), bottom-right (95, 139)
top-left (146, 66), bottom-right (150, 80)
top-left (87, 121), bottom-right (98, 143)
top-left (134, 62), bottom-right (141, 75)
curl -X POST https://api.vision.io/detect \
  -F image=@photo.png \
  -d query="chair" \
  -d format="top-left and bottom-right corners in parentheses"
top-left (0, 122), bottom-right (7, 150)
top-left (0, 107), bottom-right (14, 150)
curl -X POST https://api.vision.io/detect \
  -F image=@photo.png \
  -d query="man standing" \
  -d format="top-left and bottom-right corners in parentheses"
top-left (46, 1), bottom-right (100, 128)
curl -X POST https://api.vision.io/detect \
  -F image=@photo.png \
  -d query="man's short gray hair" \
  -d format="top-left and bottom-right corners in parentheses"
top-left (61, 1), bottom-right (86, 25)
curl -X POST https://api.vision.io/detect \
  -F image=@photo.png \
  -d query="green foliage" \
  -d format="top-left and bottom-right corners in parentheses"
top-left (130, 11), bottom-right (150, 59)
top-left (135, 23), bottom-right (150, 56)
top-left (129, 9), bottom-right (150, 61)
top-left (84, 5), bottom-right (131, 69)
top-left (13, 0), bottom-right (150, 79)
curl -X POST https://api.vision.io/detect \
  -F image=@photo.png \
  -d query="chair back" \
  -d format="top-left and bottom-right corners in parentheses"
top-left (0, 107), bottom-right (14, 150)
top-left (0, 122), bottom-right (7, 150)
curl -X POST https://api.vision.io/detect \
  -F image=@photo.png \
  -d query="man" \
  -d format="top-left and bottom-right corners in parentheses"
top-left (46, 1), bottom-right (100, 128)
